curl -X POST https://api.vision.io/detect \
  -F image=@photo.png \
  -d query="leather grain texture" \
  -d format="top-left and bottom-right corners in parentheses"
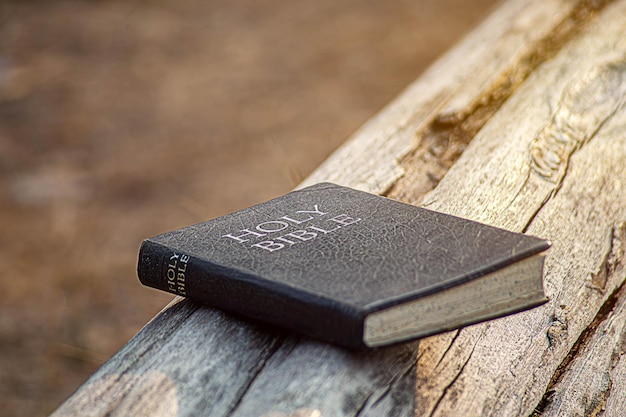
top-left (138, 183), bottom-right (549, 348)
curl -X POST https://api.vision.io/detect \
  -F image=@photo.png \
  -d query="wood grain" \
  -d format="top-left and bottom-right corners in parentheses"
top-left (52, 298), bottom-right (419, 417)
top-left (301, 0), bottom-right (606, 198)
top-left (414, 1), bottom-right (626, 414)
top-left (539, 224), bottom-right (626, 417)
top-left (50, 0), bottom-right (626, 416)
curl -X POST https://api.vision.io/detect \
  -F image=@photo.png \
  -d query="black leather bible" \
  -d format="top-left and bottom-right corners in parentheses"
top-left (138, 183), bottom-right (549, 349)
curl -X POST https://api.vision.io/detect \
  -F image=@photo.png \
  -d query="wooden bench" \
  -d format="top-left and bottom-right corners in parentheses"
top-left (52, 0), bottom-right (626, 415)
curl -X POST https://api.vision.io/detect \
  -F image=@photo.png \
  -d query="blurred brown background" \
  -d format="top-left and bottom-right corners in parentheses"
top-left (0, 0), bottom-right (498, 415)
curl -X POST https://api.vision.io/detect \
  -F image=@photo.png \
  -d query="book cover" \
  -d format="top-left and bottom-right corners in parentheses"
top-left (138, 183), bottom-right (549, 349)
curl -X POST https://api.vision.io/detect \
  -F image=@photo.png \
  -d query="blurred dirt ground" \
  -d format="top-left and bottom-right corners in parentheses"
top-left (0, 0), bottom-right (497, 415)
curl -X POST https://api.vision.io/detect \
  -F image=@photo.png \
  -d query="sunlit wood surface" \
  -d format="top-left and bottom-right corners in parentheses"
top-left (52, 0), bottom-right (626, 415)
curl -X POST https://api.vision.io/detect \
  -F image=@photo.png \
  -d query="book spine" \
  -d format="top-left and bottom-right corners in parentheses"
top-left (137, 240), bottom-right (367, 349)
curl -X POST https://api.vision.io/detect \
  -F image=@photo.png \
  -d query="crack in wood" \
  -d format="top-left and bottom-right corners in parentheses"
top-left (434, 330), bottom-right (460, 369)
top-left (546, 305), bottom-right (570, 349)
top-left (530, 223), bottom-right (626, 416)
top-left (427, 342), bottom-right (477, 417)
top-left (227, 336), bottom-right (286, 416)
top-left (508, 56), bottom-right (626, 234)
top-left (115, 300), bottom-right (200, 380)
top-left (366, 361), bottom-right (417, 412)
top-left (385, 0), bottom-right (611, 206)
top-left (350, 392), bottom-right (374, 417)
top-left (530, 389), bottom-right (556, 417)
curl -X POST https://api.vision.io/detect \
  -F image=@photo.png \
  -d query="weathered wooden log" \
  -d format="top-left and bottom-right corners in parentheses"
top-left (411, 1), bottom-right (626, 412)
top-left (51, 0), bottom-right (626, 415)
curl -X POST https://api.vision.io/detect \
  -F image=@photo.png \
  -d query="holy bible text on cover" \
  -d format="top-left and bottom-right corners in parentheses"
top-left (137, 183), bottom-right (550, 349)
